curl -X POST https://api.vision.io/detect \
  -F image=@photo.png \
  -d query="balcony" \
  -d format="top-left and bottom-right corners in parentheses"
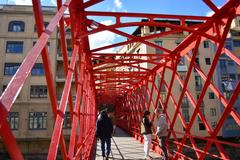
top-left (56, 73), bottom-right (75, 83)
top-left (57, 95), bottom-right (76, 103)
top-left (177, 65), bottom-right (188, 72)
top-left (181, 101), bottom-right (189, 108)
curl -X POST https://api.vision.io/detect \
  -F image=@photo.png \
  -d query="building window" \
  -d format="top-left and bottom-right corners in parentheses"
top-left (194, 58), bottom-right (200, 72)
top-left (179, 57), bottom-right (185, 65)
top-left (182, 109), bottom-right (190, 122)
top-left (209, 92), bottom-right (215, 99)
top-left (156, 75), bottom-right (161, 88)
top-left (30, 86), bottom-right (48, 98)
top-left (231, 30), bottom-right (240, 36)
top-left (4, 63), bottom-right (21, 75)
top-left (195, 76), bottom-right (202, 91)
top-left (199, 123), bottom-right (206, 130)
top-left (210, 108), bottom-right (216, 116)
top-left (195, 58), bottom-right (200, 66)
top-left (2, 85), bottom-right (7, 93)
top-left (155, 40), bottom-right (163, 54)
top-left (29, 112), bottom-right (47, 130)
top-left (67, 48), bottom-right (72, 57)
top-left (205, 58), bottom-right (211, 65)
top-left (6, 41), bottom-right (23, 53)
top-left (7, 112), bottom-right (19, 130)
top-left (31, 63), bottom-right (44, 75)
top-left (203, 41), bottom-right (209, 48)
top-left (228, 60), bottom-right (234, 66)
top-left (182, 95), bottom-right (189, 107)
top-left (219, 60), bottom-right (227, 73)
top-left (211, 122), bottom-right (217, 129)
top-left (63, 112), bottom-right (71, 129)
top-left (224, 42), bottom-right (232, 50)
top-left (34, 22), bottom-right (49, 32)
top-left (8, 21), bottom-right (25, 32)
top-left (233, 40), bottom-right (240, 47)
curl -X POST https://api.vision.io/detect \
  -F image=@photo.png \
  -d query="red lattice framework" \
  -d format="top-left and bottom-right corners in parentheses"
top-left (0, 0), bottom-right (240, 159)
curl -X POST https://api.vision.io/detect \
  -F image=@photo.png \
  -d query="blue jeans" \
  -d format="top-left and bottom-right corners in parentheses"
top-left (100, 138), bottom-right (111, 157)
top-left (159, 136), bottom-right (168, 160)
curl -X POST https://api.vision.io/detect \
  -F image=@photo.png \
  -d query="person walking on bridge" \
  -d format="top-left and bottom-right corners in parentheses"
top-left (142, 110), bottom-right (153, 160)
top-left (154, 108), bottom-right (168, 160)
top-left (96, 110), bottom-right (113, 160)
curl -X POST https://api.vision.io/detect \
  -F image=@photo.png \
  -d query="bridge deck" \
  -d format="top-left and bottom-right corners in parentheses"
top-left (95, 128), bottom-right (161, 160)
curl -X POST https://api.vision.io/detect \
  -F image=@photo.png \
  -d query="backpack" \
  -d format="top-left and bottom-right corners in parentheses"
top-left (140, 121), bottom-right (146, 135)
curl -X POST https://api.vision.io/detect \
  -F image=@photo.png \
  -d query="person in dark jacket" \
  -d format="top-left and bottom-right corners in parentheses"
top-left (142, 110), bottom-right (153, 160)
top-left (96, 110), bottom-right (113, 160)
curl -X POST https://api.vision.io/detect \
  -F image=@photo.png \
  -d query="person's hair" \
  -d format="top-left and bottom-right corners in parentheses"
top-left (144, 110), bottom-right (150, 117)
top-left (104, 107), bottom-right (109, 113)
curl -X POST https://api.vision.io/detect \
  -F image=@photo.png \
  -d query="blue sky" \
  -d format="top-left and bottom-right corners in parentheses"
top-left (87, 0), bottom-right (226, 16)
top-left (0, 0), bottom-right (227, 16)
top-left (0, 0), bottom-right (227, 52)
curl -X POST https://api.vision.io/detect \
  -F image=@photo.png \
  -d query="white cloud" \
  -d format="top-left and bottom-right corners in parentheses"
top-left (114, 0), bottom-right (122, 9)
top-left (7, 0), bottom-right (56, 6)
top-left (206, 10), bottom-right (214, 17)
top-left (50, 0), bottom-right (57, 6)
top-left (89, 20), bottom-right (116, 53)
top-left (8, 0), bottom-right (32, 5)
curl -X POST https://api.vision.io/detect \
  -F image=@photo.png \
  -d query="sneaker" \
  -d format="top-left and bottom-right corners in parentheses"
top-left (145, 155), bottom-right (153, 160)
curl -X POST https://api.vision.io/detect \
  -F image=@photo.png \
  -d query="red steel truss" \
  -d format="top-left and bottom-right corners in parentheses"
top-left (0, 0), bottom-right (240, 159)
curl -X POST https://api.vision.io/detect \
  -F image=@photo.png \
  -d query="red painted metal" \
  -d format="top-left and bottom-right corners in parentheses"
top-left (0, 0), bottom-right (240, 159)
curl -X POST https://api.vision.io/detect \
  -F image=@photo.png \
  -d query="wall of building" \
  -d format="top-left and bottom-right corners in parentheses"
top-left (0, 5), bottom-right (71, 157)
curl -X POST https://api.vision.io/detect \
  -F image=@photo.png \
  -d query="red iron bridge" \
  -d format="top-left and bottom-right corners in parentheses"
top-left (0, 0), bottom-right (240, 159)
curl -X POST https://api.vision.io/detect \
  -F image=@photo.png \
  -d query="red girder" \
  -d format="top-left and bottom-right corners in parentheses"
top-left (0, 0), bottom-right (240, 159)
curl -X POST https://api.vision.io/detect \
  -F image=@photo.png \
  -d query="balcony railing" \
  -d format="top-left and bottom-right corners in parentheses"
top-left (181, 101), bottom-right (189, 108)
top-left (56, 73), bottom-right (75, 82)
top-left (57, 95), bottom-right (76, 102)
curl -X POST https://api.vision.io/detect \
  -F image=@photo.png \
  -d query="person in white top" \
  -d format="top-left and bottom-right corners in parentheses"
top-left (154, 108), bottom-right (168, 160)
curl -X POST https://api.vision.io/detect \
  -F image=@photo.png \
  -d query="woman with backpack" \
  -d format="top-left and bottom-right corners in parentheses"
top-left (141, 110), bottom-right (153, 160)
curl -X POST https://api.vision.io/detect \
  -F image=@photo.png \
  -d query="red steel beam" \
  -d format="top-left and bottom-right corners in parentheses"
top-left (57, 0), bottom-right (75, 122)
top-left (1, 0), bottom-right (240, 159)
top-left (48, 43), bottom-right (79, 159)
top-left (67, 53), bottom-right (86, 158)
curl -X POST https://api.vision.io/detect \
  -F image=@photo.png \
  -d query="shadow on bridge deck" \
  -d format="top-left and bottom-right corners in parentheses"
top-left (95, 128), bottom-right (161, 160)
